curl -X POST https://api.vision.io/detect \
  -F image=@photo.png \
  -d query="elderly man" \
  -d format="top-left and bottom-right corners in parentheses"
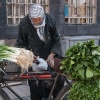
top-left (16, 4), bottom-right (63, 100)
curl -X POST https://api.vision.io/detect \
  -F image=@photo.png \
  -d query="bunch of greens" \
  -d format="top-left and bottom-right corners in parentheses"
top-left (0, 45), bottom-right (34, 70)
top-left (60, 40), bottom-right (100, 100)
top-left (68, 81), bottom-right (100, 100)
top-left (0, 45), bottom-right (21, 62)
top-left (61, 40), bottom-right (100, 81)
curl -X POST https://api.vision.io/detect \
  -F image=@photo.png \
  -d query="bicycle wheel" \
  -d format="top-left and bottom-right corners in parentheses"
top-left (55, 84), bottom-right (71, 100)
top-left (0, 87), bottom-right (11, 100)
top-left (0, 94), bottom-right (5, 100)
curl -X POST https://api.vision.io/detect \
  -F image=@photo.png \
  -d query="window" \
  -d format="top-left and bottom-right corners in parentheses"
top-left (6, 0), bottom-right (49, 26)
top-left (64, 0), bottom-right (97, 24)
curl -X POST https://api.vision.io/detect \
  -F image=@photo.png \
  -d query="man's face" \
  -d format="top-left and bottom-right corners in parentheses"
top-left (31, 17), bottom-right (42, 25)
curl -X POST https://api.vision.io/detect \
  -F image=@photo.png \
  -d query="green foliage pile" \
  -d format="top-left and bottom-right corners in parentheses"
top-left (68, 81), bottom-right (100, 100)
top-left (60, 40), bottom-right (100, 100)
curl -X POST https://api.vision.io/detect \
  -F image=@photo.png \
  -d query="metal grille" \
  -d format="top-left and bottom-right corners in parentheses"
top-left (64, 0), bottom-right (97, 24)
top-left (6, 0), bottom-right (49, 26)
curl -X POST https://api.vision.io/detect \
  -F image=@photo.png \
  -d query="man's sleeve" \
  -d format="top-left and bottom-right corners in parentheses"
top-left (15, 22), bottom-right (29, 49)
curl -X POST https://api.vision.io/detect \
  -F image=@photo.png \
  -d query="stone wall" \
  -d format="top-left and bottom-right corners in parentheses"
top-left (50, 0), bottom-right (100, 36)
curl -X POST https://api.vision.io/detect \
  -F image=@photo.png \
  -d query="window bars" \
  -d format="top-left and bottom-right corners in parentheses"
top-left (6, 0), bottom-right (49, 26)
top-left (65, 0), bottom-right (97, 24)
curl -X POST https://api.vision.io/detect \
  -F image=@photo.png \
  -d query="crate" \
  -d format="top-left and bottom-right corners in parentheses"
top-left (61, 36), bottom-right (100, 57)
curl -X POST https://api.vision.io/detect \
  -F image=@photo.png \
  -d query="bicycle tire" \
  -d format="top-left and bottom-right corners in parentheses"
top-left (55, 84), bottom-right (71, 100)
top-left (0, 92), bottom-right (5, 100)
top-left (0, 87), bottom-right (11, 100)
top-left (0, 94), bottom-right (5, 100)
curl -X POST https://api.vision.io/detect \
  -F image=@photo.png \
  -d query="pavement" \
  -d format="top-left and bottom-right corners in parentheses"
top-left (1, 81), bottom-right (31, 100)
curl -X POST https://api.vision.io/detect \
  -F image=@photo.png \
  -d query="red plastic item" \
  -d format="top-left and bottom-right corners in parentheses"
top-left (20, 74), bottom-right (52, 79)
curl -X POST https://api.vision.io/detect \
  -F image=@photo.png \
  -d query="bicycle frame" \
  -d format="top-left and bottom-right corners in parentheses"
top-left (0, 71), bottom-right (71, 100)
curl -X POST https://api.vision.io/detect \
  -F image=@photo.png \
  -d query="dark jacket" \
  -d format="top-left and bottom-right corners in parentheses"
top-left (16, 13), bottom-right (61, 60)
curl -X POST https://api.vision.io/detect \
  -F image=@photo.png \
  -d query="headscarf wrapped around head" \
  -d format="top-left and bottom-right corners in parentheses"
top-left (29, 4), bottom-right (46, 42)
top-left (29, 4), bottom-right (45, 19)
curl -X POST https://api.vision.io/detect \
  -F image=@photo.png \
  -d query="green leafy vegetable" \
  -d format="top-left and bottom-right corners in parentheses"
top-left (0, 45), bottom-right (34, 71)
top-left (60, 40), bottom-right (100, 100)
top-left (68, 81), bottom-right (100, 100)
top-left (61, 40), bottom-right (100, 80)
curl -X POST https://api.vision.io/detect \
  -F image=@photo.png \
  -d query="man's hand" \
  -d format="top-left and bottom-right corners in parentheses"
top-left (47, 53), bottom-right (55, 68)
top-left (33, 56), bottom-right (39, 64)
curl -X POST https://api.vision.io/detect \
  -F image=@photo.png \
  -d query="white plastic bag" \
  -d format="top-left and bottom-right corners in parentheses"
top-left (32, 58), bottom-right (48, 71)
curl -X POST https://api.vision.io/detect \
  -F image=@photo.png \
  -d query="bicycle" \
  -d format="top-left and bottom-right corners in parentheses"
top-left (0, 61), bottom-right (72, 100)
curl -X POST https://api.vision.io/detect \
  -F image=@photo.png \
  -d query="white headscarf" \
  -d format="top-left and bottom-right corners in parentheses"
top-left (29, 4), bottom-right (45, 42)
